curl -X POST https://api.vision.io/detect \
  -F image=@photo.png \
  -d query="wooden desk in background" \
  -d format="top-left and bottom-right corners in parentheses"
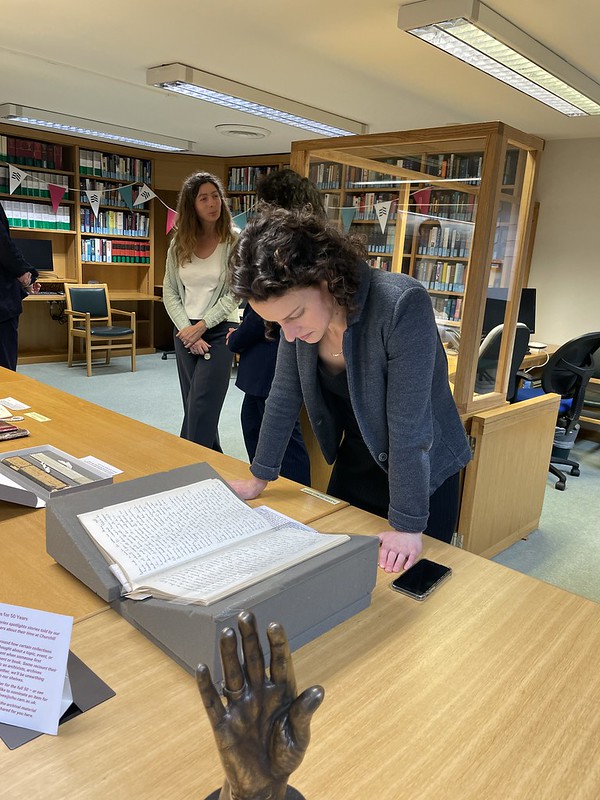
top-left (2, 501), bottom-right (600, 798)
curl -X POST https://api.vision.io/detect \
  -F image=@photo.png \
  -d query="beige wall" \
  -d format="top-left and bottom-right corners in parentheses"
top-left (530, 139), bottom-right (600, 345)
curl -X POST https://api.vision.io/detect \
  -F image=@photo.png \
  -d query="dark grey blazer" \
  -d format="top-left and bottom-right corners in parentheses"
top-left (250, 261), bottom-right (471, 532)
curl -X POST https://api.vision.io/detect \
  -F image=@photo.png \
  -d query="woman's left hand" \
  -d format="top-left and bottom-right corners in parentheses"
top-left (177, 320), bottom-right (207, 348)
top-left (377, 530), bottom-right (423, 572)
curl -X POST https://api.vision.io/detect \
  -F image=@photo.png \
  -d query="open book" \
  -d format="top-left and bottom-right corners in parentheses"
top-left (77, 478), bottom-right (349, 605)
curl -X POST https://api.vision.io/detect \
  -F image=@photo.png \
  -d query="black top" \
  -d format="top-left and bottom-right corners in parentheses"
top-left (0, 203), bottom-right (38, 322)
top-left (318, 363), bottom-right (390, 518)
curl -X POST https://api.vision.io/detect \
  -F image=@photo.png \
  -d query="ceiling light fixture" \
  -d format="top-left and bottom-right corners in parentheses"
top-left (398, 0), bottom-right (600, 116)
top-left (147, 64), bottom-right (367, 137)
top-left (215, 124), bottom-right (271, 139)
top-left (0, 104), bottom-right (194, 151)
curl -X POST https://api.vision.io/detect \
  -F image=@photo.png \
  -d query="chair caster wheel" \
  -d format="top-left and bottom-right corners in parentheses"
top-left (161, 352), bottom-right (167, 360)
top-left (571, 468), bottom-right (580, 477)
top-left (555, 481), bottom-right (566, 491)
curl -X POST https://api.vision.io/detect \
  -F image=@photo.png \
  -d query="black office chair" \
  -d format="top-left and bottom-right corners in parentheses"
top-left (475, 323), bottom-right (531, 401)
top-left (515, 331), bottom-right (600, 490)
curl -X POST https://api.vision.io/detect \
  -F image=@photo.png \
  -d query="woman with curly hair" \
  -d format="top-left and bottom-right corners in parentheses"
top-left (163, 172), bottom-right (239, 451)
top-left (228, 206), bottom-right (471, 573)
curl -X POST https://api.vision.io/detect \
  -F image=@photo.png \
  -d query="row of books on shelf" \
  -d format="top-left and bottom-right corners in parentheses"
top-left (0, 135), bottom-right (65, 170)
top-left (423, 152), bottom-right (482, 184)
top-left (80, 208), bottom-right (149, 237)
top-left (227, 165), bottom-right (278, 192)
top-left (431, 295), bottom-right (463, 323)
top-left (416, 223), bottom-right (470, 259)
top-left (2, 200), bottom-right (70, 230)
top-left (345, 158), bottom-right (421, 188)
top-left (0, 167), bottom-right (69, 197)
top-left (80, 180), bottom-right (149, 208)
top-left (355, 225), bottom-right (396, 254)
top-left (367, 256), bottom-right (393, 271)
top-left (228, 195), bottom-right (257, 214)
top-left (79, 149), bottom-right (152, 183)
top-left (349, 193), bottom-right (398, 221)
top-left (309, 162), bottom-right (341, 190)
top-left (419, 190), bottom-right (476, 222)
top-left (81, 238), bottom-right (151, 263)
top-left (413, 259), bottom-right (466, 292)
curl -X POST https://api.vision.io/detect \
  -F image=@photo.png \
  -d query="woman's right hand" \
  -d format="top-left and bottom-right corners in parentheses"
top-left (228, 476), bottom-right (268, 500)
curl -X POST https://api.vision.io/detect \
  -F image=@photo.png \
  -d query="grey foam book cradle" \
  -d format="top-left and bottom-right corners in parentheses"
top-left (46, 463), bottom-right (378, 679)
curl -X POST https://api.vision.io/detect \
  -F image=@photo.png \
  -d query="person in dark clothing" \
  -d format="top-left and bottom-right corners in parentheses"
top-left (228, 207), bottom-right (472, 573)
top-left (0, 203), bottom-right (40, 370)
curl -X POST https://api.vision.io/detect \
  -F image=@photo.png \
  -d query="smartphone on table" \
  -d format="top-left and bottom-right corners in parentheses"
top-left (390, 558), bottom-right (452, 601)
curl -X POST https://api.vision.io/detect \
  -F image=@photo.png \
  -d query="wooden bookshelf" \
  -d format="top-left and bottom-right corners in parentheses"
top-left (0, 123), bottom-right (161, 361)
top-left (289, 122), bottom-right (544, 419)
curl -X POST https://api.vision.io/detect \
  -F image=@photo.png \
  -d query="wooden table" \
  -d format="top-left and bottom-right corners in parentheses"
top-left (0, 369), bottom-right (346, 620)
top-left (2, 503), bottom-right (600, 798)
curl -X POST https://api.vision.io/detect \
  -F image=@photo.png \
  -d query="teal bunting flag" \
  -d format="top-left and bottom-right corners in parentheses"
top-left (340, 206), bottom-right (357, 233)
top-left (233, 211), bottom-right (248, 230)
top-left (118, 185), bottom-right (135, 211)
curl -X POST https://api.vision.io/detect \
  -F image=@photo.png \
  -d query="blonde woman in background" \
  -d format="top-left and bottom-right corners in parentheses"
top-left (163, 172), bottom-right (239, 451)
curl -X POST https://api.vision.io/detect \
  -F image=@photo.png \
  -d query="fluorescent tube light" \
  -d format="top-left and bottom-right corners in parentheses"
top-left (398, 0), bottom-right (600, 116)
top-left (147, 64), bottom-right (368, 137)
top-left (0, 104), bottom-right (194, 151)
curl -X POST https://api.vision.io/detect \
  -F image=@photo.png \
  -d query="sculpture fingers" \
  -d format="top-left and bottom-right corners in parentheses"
top-left (238, 610), bottom-right (266, 690)
top-left (219, 627), bottom-right (246, 700)
top-left (267, 621), bottom-right (297, 696)
top-left (287, 685), bottom-right (325, 751)
top-left (196, 663), bottom-right (226, 729)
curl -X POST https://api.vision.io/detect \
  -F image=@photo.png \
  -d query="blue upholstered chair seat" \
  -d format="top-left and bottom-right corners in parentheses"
top-left (90, 326), bottom-right (134, 337)
top-left (516, 386), bottom-right (573, 414)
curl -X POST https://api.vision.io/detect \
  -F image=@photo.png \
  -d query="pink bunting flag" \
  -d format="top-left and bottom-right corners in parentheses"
top-left (48, 184), bottom-right (67, 214)
top-left (412, 187), bottom-right (432, 215)
top-left (166, 208), bottom-right (178, 234)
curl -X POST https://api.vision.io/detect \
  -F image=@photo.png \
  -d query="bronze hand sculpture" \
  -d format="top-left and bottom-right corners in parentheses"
top-left (197, 610), bottom-right (324, 800)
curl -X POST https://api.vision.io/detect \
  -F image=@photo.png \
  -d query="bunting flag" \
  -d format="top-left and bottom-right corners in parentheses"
top-left (118, 185), bottom-right (135, 211)
top-left (48, 184), bottom-right (67, 214)
top-left (166, 208), bottom-right (178, 234)
top-left (340, 206), bottom-right (357, 233)
top-left (375, 200), bottom-right (393, 233)
top-left (412, 187), bottom-right (432, 215)
top-left (134, 184), bottom-right (156, 206)
top-left (85, 189), bottom-right (103, 219)
top-left (9, 166), bottom-right (27, 195)
top-left (233, 211), bottom-right (248, 230)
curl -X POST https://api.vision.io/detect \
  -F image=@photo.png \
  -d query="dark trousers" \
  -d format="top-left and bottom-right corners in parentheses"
top-left (328, 467), bottom-right (461, 544)
top-left (0, 317), bottom-right (19, 371)
top-left (241, 394), bottom-right (311, 486)
top-left (174, 321), bottom-right (233, 451)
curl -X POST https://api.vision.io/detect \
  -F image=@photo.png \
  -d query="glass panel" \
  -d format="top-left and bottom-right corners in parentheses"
top-left (474, 184), bottom-right (527, 398)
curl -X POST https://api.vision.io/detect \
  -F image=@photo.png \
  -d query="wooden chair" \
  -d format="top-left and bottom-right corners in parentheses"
top-left (64, 284), bottom-right (136, 377)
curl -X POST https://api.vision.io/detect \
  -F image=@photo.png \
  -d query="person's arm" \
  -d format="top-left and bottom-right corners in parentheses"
top-left (228, 336), bottom-right (304, 499)
top-left (162, 242), bottom-right (192, 332)
top-left (378, 285), bottom-right (439, 571)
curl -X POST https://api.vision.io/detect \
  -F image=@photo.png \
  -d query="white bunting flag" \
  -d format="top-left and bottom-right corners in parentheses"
top-left (133, 184), bottom-right (156, 206)
top-left (375, 200), bottom-right (393, 233)
top-left (85, 190), bottom-right (103, 219)
top-left (9, 166), bottom-right (27, 195)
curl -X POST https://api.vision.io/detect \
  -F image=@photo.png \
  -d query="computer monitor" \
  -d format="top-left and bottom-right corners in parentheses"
top-left (14, 238), bottom-right (54, 274)
top-left (482, 287), bottom-right (536, 336)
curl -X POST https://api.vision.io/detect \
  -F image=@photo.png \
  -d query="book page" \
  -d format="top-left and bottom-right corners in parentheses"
top-left (77, 479), bottom-right (272, 584)
top-left (140, 527), bottom-right (350, 604)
